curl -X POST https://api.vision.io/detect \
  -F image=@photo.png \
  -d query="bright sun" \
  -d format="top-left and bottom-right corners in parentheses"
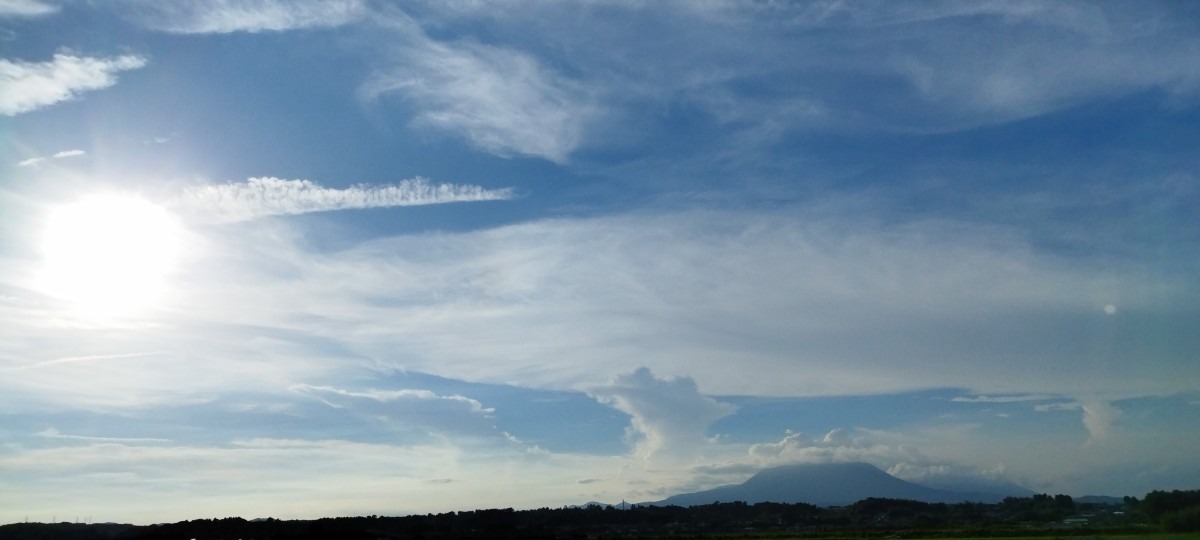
top-left (39, 194), bottom-right (182, 318)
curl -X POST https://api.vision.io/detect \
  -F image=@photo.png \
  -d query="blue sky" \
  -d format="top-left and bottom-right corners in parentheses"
top-left (2, 0), bottom-right (1199, 524)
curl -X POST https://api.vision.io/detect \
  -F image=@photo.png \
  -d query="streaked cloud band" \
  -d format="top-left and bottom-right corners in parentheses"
top-left (123, 0), bottom-right (366, 34)
top-left (176, 176), bottom-right (515, 223)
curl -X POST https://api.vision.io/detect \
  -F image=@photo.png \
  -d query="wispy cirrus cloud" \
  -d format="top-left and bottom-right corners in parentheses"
top-left (123, 0), bottom-right (365, 34)
top-left (951, 394), bottom-right (1061, 404)
top-left (363, 16), bottom-right (593, 164)
top-left (290, 383), bottom-right (499, 438)
top-left (10, 351), bottom-right (165, 371)
top-left (174, 176), bottom-right (514, 223)
top-left (0, 54), bottom-right (146, 116)
top-left (0, 0), bottom-right (58, 17)
top-left (15, 148), bottom-right (85, 167)
top-left (399, 0), bottom-right (1200, 143)
top-left (35, 427), bottom-right (169, 444)
top-left (291, 384), bottom-right (493, 415)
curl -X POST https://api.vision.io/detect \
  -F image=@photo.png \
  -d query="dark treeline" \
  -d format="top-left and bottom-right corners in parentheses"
top-left (2, 490), bottom-right (1197, 540)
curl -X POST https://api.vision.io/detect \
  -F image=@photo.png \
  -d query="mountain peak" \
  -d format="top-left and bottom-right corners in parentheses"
top-left (653, 462), bottom-right (1018, 507)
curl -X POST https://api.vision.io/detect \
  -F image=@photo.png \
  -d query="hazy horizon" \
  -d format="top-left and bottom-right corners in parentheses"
top-left (2, 0), bottom-right (1198, 525)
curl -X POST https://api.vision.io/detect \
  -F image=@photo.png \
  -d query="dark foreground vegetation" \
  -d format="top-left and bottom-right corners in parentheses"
top-left (3, 490), bottom-right (1197, 540)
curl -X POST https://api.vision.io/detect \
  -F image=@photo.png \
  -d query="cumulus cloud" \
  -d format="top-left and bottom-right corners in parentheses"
top-left (362, 24), bottom-right (592, 164)
top-left (1080, 399), bottom-right (1120, 444)
top-left (124, 0), bottom-right (365, 34)
top-left (591, 367), bottom-right (735, 463)
top-left (886, 461), bottom-right (1028, 496)
top-left (1030, 399), bottom-right (1121, 443)
top-left (0, 54), bottom-right (146, 116)
top-left (744, 428), bottom-right (1025, 494)
top-left (748, 428), bottom-right (918, 467)
top-left (173, 176), bottom-right (514, 223)
top-left (0, 0), bottom-right (57, 17)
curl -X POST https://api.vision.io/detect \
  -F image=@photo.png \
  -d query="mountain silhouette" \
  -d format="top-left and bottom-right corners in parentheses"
top-left (651, 462), bottom-right (1019, 507)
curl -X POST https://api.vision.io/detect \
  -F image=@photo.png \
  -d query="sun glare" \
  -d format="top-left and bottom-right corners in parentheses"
top-left (39, 194), bottom-right (182, 318)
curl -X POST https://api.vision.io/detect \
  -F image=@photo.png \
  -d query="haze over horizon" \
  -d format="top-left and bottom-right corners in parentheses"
top-left (1, 0), bottom-right (1198, 525)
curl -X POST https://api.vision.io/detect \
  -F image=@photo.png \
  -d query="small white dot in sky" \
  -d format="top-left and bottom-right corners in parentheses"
top-left (1104, 304), bottom-right (1118, 315)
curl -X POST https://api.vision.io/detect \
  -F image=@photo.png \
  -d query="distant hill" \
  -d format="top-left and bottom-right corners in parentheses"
top-left (574, 501), bottom-right (632, 509)
top-left (650, 462), bottom-right (1023, 507)
top-left (1076, 495), bottom-right (1126, 505)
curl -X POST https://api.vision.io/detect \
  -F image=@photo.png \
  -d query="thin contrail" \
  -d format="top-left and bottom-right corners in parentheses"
top-left (36, 428), bottom-right (170, 443)
top-left (8, 351), bottom-right (166, 371)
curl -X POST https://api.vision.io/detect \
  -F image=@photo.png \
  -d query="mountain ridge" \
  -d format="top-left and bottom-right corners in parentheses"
top-left (647, 462), bottom-right (1026, 507)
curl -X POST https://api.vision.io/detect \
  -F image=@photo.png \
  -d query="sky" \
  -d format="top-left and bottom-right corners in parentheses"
top-left (1, 0), bottom-right (1199, 525)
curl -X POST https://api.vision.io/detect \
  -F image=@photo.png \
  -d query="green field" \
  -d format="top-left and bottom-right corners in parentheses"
top-left (774, 536), bottom-right (1196, 540)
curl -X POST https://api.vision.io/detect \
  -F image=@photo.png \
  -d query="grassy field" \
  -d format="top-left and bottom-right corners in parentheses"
top-left (774, 535), bottom-right (1196, 540)
top-left (946, 537), bottom-right (1188, 540)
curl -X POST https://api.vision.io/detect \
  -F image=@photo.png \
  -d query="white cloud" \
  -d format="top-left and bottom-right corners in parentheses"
top-left (0, 0), bottom-right (55, 17)
top-left (12, 351), bottom-right (166, 371)
top-left (35, 427), bottom-right (169, 443)
top-left (1029, 399), bottom-right (1122, 443)
top-left (1081, 399), bottom-right (1121, 444)
top-left (143, 133), bottom-right (174, 145)
top-left (291, 383), bottom-right (493, 415)
top-left (748, 428), bottom-right (919, 468)
top-left (39, 202), bottom-right (1179, 413)
top-left (290, 383), bottom-right (500, 439)
top-left (952, 394), bottom-right (1060, 403)
top-left (741, 427), bottom-right (1024, 494)
top-left (2, 438), bottom-right (463, 522)
top-left (803, 1), bottom-right (1200, 123)
top-left (0, 54), bottom-right (146, 116)
top-left (396, 1), bottom-right (1200, 139)
top-left (0, 436), bottom-right (642, 523)
top-left (173, 176), bottom-right (514, 223)
top-left (0, 0), bottom-right (56, 17)
top-left (198, 209), bottom-right (1191, 399)
top-left (125, 0), bottom-right (365, 34)
top-left (2, 205), bottom-right (1192, 415)
top-left (15, 148), bottom-right (85, 167)
top-left (591, 367), bottom-right (735, 463)
top-left (886, 461), bottom-right (1025, 495)
top-left (1034, 402), bottom-right (1081, 412)
top-left (363, 21), bottom-right (593, 164)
